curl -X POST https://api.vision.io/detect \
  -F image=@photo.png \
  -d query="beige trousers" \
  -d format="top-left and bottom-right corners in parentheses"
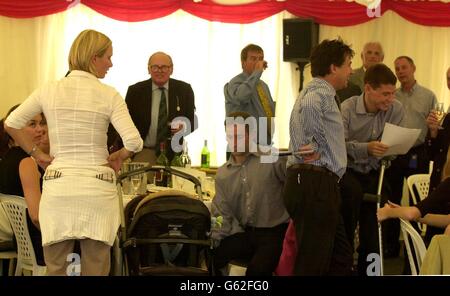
top-left (43, 239), bottom-right (111, 276)
top-left (133, 148), bottom-right (157, 183)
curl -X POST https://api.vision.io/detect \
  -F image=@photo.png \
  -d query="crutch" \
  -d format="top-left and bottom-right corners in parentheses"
top-left (363, 158), bottom-right (389, 276)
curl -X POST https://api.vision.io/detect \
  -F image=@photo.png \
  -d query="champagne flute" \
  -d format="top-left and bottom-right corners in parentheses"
top-left (434, 102), bottom-right (446, 130)
top-left (130, 174), bottom-right (142, 196)
top-left (127, 162), bottom-right (146, 195)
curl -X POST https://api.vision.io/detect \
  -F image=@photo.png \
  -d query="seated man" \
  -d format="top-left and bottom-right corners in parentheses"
top-left (339, 63), bottom-right (404, 275)
top-left (211, 111), bottom-right (289, 276)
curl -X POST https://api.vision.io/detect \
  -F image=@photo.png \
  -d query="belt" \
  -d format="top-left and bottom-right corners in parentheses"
top-left (289, 163), bottom-right (340, 183)
top-left (43, 169), bottom-right (115, 183)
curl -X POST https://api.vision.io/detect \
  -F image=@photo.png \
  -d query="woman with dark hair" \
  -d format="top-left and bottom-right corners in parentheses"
top-left (0, 104), bottom-right (20, 159)
top-left (4, 29), bottom-right (142, 275)
top-left (0, 105), bottom-right (47, 265)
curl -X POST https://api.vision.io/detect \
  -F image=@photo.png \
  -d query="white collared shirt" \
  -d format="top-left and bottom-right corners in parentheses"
top-left (6, 70), bottom-right (143, 166)
top-left (144, 81), bottom-right (169, 148)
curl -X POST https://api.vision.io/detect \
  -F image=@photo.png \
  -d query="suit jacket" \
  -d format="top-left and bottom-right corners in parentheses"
top-left (125, 78), bottom-right (196, 142)
top-left (108, 78), bottom-right (196, 150)
top-left (336, 80), bottom-right (362, 103)
top-left (349, 66), bottom-right (365, 91)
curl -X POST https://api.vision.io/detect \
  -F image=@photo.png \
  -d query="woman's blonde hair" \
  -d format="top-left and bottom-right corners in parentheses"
top-left (68, 29), bottom-right (112, 76)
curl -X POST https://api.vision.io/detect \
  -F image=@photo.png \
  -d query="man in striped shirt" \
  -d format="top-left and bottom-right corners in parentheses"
top-left (283, 38), bottom-right (354, 275)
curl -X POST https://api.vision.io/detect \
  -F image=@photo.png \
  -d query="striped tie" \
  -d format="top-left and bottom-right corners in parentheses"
top-left (156, 87), bottom-right (169, 148)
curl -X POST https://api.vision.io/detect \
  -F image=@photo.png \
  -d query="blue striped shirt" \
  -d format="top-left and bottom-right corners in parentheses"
top-left (224, 70), bottom-right (275, 118)
top-left (287, 78), bottom-right (347, 178)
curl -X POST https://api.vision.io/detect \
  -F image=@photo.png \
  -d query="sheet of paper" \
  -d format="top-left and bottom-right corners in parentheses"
top-left (380, 123), bottom-right (421, 156)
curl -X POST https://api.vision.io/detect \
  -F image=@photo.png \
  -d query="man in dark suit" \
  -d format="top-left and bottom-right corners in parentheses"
top-left (337, 42), bottom-right (384, 103)
top-left (109, 52), bottom-right (196, 164)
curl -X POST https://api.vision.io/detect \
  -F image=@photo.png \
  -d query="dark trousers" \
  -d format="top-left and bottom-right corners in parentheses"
top-left (283, 167), bottom-right (353, 276)
top-left (213, 223), bottom-right (288, 276)
top-left (26, 210), bottom-right (44, 266)
top-left (340, 169), bottom-right (391, 275)
top-left (340, 171), bottom-right (363, 251)
top-left (385, 145), bottom-right (429, 254)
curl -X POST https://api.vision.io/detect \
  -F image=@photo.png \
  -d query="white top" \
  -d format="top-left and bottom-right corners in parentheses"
top-left (6, 70), bottom-right (143, 166)
top-left (5, 70), bottom-right (143, 246)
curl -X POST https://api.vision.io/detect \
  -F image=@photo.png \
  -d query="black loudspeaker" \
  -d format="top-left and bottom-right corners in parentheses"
top-left (283, 18), bottom-right (319, 63)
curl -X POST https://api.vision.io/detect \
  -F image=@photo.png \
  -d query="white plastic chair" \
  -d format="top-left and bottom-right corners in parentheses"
top-left (0, 194), bottom-right (46, 276)
top-left (406, 174), bottom-right (430, 235)
top-left (0, 242), bottom-right (17, 276)
top-left (400, 218), bottom-right (427, 275)
top-left (0, 204), bottom-right (17, 276)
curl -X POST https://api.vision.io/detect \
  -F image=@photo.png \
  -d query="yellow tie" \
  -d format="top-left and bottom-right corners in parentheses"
top-left (256, 82), bottom-right (274, 118)
top-left (256, 82), bottom-right (274, 142)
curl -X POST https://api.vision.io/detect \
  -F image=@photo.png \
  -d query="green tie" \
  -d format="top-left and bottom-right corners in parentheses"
top-left (156, 87), bottom-right (169, 147)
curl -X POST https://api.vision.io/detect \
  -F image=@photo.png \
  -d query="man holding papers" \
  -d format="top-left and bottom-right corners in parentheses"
top-left (340, 64), bottom-right (404, 275)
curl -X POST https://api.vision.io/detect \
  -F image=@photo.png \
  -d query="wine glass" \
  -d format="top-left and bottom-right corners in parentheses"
top-left (130, 174), bottom-right (142, 196)
top-left (127, 162), bottom-right (147, 195)
top-left (434, 102), bottom-right (446, 129)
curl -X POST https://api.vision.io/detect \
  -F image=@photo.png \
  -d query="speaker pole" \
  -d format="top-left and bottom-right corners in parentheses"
top-left (296, 61), bottom-right (308, 92)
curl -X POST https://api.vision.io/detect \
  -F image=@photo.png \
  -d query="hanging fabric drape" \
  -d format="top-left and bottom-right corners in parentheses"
top-left (0, 0), bottom-right (449, 26)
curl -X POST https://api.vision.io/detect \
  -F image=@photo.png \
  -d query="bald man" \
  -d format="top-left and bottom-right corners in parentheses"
top-left (384, 56), bottom-right (437, 258)
top-left (109, 52), bottom-right (196, 164)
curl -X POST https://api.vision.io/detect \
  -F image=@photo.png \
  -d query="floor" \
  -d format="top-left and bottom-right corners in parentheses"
top-left (384, 250), bottom-right (406, 275)
top-left (353, 226), bottom-right (407, 276)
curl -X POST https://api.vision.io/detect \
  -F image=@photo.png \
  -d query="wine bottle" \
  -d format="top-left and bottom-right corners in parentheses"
top-left (155, 142), bottom-right (169, 187)
top-left (201, 140), bottom-right (210, 168)
top-left (180, 140), bottom-right (191, 168)
top-left (170, 152), bottom-right (183, 167)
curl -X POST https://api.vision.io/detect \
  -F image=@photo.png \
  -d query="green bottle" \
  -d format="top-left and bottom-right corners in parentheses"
top-left (155, 142), bottom-right (169, 186)
top-left (170, 152), bottom-right (183, 167)
top-left (201, 140), bottom-right (210, 168)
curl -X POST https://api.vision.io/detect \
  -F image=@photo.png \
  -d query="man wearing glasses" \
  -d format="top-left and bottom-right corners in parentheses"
top-left (115, 51), bottom-right (196, 163)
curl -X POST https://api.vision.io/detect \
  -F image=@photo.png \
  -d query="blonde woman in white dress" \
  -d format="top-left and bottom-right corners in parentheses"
top-left (5, 29), bottom-right (143, 275)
